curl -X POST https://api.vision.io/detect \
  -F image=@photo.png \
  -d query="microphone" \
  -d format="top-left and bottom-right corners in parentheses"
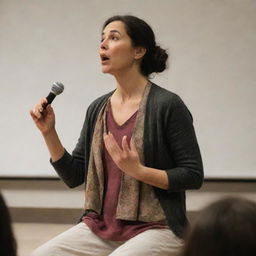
top-left (43, 82), bottom-right (64, 109)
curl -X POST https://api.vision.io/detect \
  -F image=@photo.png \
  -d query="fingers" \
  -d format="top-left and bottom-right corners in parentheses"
top-left (104, 133), bottom-right (131, 153)
top-left (104, 132), bottom-right (122, 156)
top-left (29, 109), bottom-right (38, 121)
top-left (40, 98), bottom-right (49, 111)
top-left (31, 98), bottom-right (48, 119)
top-left (104, 133), bottom-right (140, 173)
top-left (122, 135), bottom-right (130, 152)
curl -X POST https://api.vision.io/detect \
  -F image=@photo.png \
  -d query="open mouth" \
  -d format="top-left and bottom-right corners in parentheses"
top-left (101, 54), bottom-right (110, 62)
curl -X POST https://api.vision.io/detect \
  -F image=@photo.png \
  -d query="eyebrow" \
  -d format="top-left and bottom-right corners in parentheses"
top-left (101, 30), bottom-right (121, 36)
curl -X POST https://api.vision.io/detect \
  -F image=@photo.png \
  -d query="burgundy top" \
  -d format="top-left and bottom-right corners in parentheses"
top-left (83, 102), bottom-right (168, 241)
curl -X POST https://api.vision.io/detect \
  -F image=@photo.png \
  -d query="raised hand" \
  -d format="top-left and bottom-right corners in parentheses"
top-left (103, 132), bottom-right (142, 177)
top-left (29, 98), bottom-right (55, 135)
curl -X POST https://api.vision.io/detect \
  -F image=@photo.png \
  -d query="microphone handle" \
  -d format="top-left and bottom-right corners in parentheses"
top-left (43, 92), bottom-right (56, 109)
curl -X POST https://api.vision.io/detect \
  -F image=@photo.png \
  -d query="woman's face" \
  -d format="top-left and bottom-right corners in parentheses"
top-left (100, 21), bottom-right (139, 75)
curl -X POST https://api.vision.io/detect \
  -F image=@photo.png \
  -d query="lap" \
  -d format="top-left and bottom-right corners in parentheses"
top-left (110, 228), bottom-right (183, 256)
top-left (30, 222), bottom-right (120, 256)
top-left (30, 223), bottom-right (183, 256)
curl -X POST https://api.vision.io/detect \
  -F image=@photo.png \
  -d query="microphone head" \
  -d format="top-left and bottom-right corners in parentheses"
top-left (51, 82), bottom-right (64, 95)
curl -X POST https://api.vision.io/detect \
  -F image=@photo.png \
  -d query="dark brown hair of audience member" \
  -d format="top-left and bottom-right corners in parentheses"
top-left (181, 197), bottom-right (256, 256)
top-left (0, 193), bottom-right (17, 256)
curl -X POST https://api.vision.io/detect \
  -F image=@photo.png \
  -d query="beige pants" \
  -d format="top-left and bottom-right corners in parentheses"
top-left (31, 222), bottom-right (183, 256)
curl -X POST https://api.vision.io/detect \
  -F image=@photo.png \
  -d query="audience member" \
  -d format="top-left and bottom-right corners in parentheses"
top-left (0, 192), bottom-right (17, 256)
top-left (181, 197), bottom-right (256, 256)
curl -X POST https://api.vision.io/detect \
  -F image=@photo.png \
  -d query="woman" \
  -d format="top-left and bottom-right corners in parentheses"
top-left (0, 192), bottom-right (17, 256)
top-left (30, 15), bottom-right (203, 256)
top-left (181, 197), bottom-right (256, 256)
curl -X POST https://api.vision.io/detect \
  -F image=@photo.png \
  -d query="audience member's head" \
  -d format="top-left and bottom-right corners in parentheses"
top-left (181, 197), bottom-right (256, 256)
top-left (0, 192), bottom-right (17, 256)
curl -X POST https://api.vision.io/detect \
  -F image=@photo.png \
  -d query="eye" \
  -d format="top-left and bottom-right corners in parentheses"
top-left (111, 35), bottom-right (119, 41)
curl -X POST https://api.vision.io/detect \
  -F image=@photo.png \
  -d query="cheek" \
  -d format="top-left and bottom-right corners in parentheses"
top-left (116, 50), bottom-right (135, 66)
top-left (112, 43), bottom-right (134, 59)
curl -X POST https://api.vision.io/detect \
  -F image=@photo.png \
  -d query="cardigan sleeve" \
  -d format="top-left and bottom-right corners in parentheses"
top-left (50, 108), bottom-right (91, 188)
top-left (165, 95), bottom-right (204, 192)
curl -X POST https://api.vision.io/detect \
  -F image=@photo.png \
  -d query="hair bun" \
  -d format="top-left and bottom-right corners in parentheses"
top-left (152, 46), bottom-right (168, 73)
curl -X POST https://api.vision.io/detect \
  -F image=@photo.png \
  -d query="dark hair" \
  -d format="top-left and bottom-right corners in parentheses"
top-left (103, 15), bottom-right (168, 77)
top-left (181, 197), bottom-right (256, 256)
top-left (0, 193), bottom-right (17, 256)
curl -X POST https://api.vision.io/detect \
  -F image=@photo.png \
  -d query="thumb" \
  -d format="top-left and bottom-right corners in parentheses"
top-left (45, 105), bottom-right (54, 115)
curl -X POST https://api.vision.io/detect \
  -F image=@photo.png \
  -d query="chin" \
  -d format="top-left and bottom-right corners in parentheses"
top-left (101, 66), bottom-right (110, 73)
top-left (101, 68), bottom-right (115, 75)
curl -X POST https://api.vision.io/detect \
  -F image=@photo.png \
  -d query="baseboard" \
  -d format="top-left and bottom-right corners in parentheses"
top-left (10, 207), bottom-right (83, 224)
top-left (10, 207), bottom-right (199, 225)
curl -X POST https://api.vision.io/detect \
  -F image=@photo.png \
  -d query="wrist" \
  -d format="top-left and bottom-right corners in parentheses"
top-left (41, 127), bottom-right (56, 138)
top-left (133, 165), bottom-right (169, 190)
top-left (134, 164), bottom-right (147, 180)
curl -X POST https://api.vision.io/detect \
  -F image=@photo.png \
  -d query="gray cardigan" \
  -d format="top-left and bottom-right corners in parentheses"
top-left (52, 83), bottom-right (204, 238)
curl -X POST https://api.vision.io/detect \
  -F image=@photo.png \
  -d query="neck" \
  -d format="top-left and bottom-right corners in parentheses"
top-left (113, 68), bottom-right (148, 103)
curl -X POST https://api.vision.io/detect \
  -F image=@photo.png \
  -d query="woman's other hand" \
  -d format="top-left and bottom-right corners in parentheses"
top-left (103, 133), bottom-right (143, 177)
top-left (104, 132), bottom-right (168, 189)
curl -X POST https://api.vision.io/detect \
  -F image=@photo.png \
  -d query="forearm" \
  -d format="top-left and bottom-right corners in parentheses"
top-left (42, 129), bottom-right (65, 162)
top-left (132, 165), bottom-right (169, 190)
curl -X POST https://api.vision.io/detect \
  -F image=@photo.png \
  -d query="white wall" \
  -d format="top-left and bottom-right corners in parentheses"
top-left (0, 0), bottom-right (255, 178)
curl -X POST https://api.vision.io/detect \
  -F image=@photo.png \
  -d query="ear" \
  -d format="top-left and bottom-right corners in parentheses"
top-left (134, 47), bottom-right (146, 60)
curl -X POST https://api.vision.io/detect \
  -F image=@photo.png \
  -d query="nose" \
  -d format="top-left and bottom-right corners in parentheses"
top-left (100, 39), bottom-right (108, 50)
